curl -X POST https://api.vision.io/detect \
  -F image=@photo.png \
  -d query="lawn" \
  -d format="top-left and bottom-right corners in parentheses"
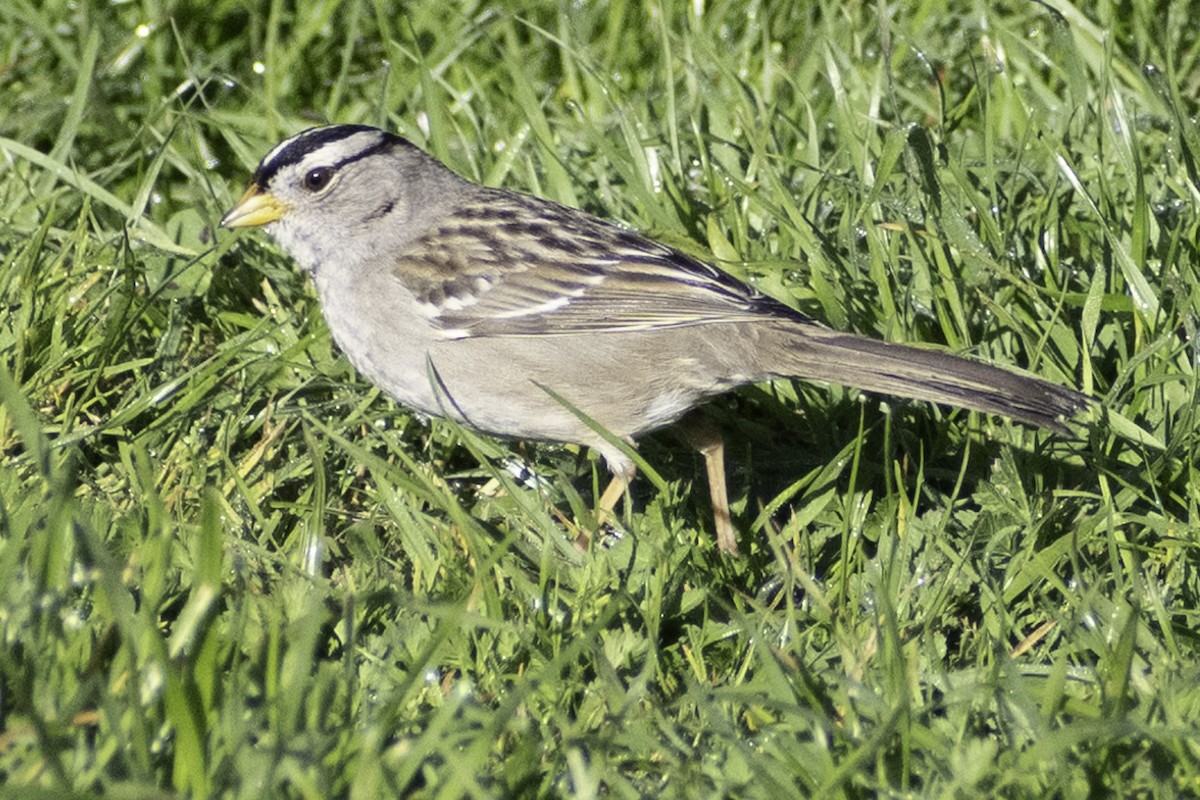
top-left (1, 1), bottom-right (1198, 797)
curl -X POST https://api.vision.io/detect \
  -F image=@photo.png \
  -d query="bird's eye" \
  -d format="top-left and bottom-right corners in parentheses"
top-left (302, 167), bottom-right (333, 192)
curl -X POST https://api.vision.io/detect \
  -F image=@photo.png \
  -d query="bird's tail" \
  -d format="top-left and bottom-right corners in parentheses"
top-left (760, 323), bottom-right (1088, 433)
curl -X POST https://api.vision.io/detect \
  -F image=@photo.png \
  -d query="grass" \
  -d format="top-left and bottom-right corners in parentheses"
top-left (1, 0), bottom-right (1199, 796)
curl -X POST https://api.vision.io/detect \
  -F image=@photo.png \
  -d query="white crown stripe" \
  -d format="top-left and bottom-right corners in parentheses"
top-left (259, 127), bottom-right (388, 180)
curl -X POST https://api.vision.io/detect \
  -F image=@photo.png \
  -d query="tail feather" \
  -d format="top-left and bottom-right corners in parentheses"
top-left (766, 326), bottom-right (1089, 433)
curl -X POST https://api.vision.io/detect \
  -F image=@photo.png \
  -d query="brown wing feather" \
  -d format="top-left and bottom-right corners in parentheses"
top-left (392, 189), bottom-right (806, 338)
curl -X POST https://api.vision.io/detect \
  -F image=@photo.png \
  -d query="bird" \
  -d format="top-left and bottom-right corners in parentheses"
top-left (221, 124), bottom-right (1088, 555)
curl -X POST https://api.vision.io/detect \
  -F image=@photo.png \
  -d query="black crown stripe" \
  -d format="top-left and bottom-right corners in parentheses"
top-left (253, 125), bottom-right (400, 186)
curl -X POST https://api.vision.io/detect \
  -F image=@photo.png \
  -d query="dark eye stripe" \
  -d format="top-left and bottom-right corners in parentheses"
top-left (324, 136), bottom-right (395, 174)
top-left (253, 125), bottom-right (395, 186)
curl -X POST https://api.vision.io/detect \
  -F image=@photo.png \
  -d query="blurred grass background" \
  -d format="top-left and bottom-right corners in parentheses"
top-left (1, 0), bottom-right (1198, 796)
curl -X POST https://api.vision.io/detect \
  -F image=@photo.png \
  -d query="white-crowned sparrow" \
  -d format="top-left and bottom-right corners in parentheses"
top-left (221, 124), bottom-right (1088, 555)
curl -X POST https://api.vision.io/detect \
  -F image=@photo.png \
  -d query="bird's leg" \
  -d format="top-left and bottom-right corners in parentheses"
top-left (598, 469), bottom-right (634, 515)
top-left (677, 411), bottom-right (738, 556)
top-left (578, 450), bottom-right (636, 550)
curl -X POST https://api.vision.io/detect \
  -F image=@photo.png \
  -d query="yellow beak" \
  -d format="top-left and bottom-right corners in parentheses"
top-left (220, 184), bottom-right (289, 228)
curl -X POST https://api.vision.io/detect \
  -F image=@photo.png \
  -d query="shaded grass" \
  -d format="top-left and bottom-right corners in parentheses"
top-left (2, 0), bottom-right (1199, 797)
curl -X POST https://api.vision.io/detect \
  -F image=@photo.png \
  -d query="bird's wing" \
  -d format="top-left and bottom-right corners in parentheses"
top-left (392, 191), bottom-right (809, 339)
